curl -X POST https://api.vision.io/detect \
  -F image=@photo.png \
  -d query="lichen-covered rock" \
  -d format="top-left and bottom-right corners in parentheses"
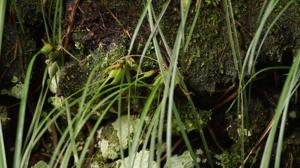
top-left (164, 151), bottom-right (195, 168)
top-left (95, 115), bottom-right (142, 160)
top-left (179, 4), bottom-right (238, 94)
top-left (237, 1), bottom-right (300, 65)
top-left (171, 0), bottom-right (300, 95)
top-left (175, 103), bottom-right (212, 133)
top-left (31, 161), bottom-right (48, 168)
top-left (57, 42), bottom-right (125, 97)
top-left (114, 150), bottom-right (157, 168)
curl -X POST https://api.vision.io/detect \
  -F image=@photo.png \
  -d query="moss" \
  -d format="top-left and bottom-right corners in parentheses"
top-left (57, 42), bottom-right (126, 97)
top-left (218, 149), bottom-right (242, 168)
top-left (175, 103), bottom-right (212, 133)
top-left (160, 0), bottom-right (300, 95)
top-left (179, 3), bottom-right (237, 94)
top-left (99, 42), bottom-right (126, 68)
top-left (90, 153), bottom-right (111, 168)
top-left (234, 0), bottom-right (300, 65)
top-left (265, 1), bottom-right (300, 63)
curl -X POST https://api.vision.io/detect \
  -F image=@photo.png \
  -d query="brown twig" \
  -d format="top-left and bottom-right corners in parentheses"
top-left (207, 126), bottom-right (225, 152)
top-left (51, 124), bottom-right (58, 147)
top-left (242, 117), bottom-right (274, 166)
top-left (212, 89), bottom-right (238, 111)
top-left (105, 7), bottom-right (131, 39)
top-left (63, 0), bottom-right (81, 50)
top-left (235, 20), bottom-right (253, 38)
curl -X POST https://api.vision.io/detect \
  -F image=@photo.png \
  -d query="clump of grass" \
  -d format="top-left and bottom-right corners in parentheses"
top-left (228, 0), bottom-right (296, 167)
top-left (260, 50), bottom-right (300, 168)
top-left (2, 0), bottom-right (299, 167)
top-left (13, 43), bottom-right (53, 168)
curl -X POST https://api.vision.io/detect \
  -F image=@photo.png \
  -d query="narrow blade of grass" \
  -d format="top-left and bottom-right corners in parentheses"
top-left (128, 0), bottom-right (153, 55)
top-left (0, 1), bottom-right (7, 166)
top-left (0, 122), bottom-right (7, 168)
top-left (183, 0), bottom-right (202, 53)
top-left (128, 84), bottom-right (160, 167)
top-left (260, 50), bottom-right (300, 168)
top-left (13, 51), bottom-right (41, 168)
top-left (0, 0), bottom-right (6, 55)
top-left (173, 105), bottom-right (200, 168)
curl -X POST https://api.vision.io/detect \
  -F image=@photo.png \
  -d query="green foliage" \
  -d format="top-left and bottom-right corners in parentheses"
top-left (260, 49), bottom-right (300, 168)
top-left (40, 43), bottom-right (53, 55)
top-left (13, 48), bottom-right (44, 168)
top-left (1, 0), bottom-right (300, 167)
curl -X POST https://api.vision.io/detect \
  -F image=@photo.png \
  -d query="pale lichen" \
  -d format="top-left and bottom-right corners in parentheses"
top-left (48, 96), bottom-right (64, 109)
top-left (164, 151), bottom-right (195, 168)
top-left (31, 161), bottom-right (48, 168)
top-left (112, 115), bottom-right (140, 149)
top-left (95, 115), bottom-right (142, 160)
top-left (0, 82), bottom-right (23, 99)
top-left (0, 106), bottom-right (9, 126)
top-left (114, 150), bottom-right (157, 168)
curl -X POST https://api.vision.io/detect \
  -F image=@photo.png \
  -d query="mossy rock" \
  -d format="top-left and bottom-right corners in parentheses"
top-left (173, 1), bottom-right (300, 94)
top-left (179, 3), bottom-right (237, 94)
top-left (57, 42), bottom-right (125, 97)
top-left (237, 1), bottom-right (300, 65)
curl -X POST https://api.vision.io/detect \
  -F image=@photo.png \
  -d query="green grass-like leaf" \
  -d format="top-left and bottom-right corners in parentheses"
top-left (0, 122), bottom-right (7, 168)
top-left (0, 0), bottom-right (7, 167)
top-left (260, 50), bottom-right (300, 168)
top-left (13, 50), bottom-right (42, 168)
top-left (0, 0), bottom-right (6, 55)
